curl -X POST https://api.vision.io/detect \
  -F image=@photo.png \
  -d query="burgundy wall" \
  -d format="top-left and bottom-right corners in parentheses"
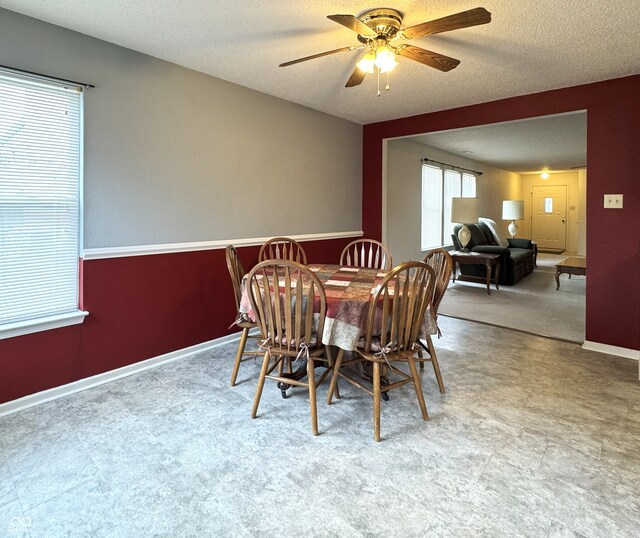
top-left (0, 237), bottom-right (354, 404)
top-left (363, 74), bottom-right (640, 352)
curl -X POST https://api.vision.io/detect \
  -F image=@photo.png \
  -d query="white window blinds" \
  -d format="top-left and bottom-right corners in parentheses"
top-left (0, 71), bottom-right (82, 327)
top-left (421, 165), bottom-right (442, 250)
top-left (421, 163), bottom-right (477, 249)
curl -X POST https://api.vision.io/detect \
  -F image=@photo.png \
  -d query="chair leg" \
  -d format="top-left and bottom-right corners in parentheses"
top-left (307, 357), bottom-right (318, 436)
top-left (407, 356), bottom-right (429, 421)
top-left (325, 346), bottom-right (341, 400)
top-left (327, 348), bottom-right (344, 405)
top-left (251, 351), bottom-right (271, 419)
top-left (230, 327), bottom-right (249, 387)
top-left (426, 336), bottom-right (445, 394)
top-left (373, 361), bottom-right (381, 442)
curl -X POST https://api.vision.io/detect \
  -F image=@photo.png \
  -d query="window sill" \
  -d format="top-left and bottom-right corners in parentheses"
top-left (0, 311), bottom-right (89, 340)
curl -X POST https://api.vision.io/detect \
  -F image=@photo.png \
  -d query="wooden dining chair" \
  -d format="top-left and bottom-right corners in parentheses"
top-left (418, 249), bottom-right (453, 393)
top-left (327, 261), bottom-right (436, 441)
top-left (340, 239), bottom-right (392, 270)
top-left (258, 237), bottom-right (308, 264)
top-left (225, 245), bottom-right (259, 386)
top-left (247, 259), bottom-right (331, 436)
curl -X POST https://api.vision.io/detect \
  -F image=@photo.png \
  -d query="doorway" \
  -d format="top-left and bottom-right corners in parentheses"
top-left (531, 185), bottom-right (567, 251)
top-left (382, 111), bottom-right (587, 342)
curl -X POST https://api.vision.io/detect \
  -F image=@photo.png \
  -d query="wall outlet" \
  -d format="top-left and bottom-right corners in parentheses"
top-left (604, 194), bottom-right (623, 208)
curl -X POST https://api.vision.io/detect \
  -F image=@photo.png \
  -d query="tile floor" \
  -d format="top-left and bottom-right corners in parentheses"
top-left (0, 317), bottom-right (639, 537)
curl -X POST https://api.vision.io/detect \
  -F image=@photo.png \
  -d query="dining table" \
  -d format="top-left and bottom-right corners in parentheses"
top-left (238, 263), bottom-right (438, 351)
top-left (237, 262), bottom-right (439, 398)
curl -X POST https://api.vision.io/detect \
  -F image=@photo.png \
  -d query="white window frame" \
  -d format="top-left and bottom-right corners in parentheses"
top-left (0, 69), bottom-right (88, 340)
top-left (421, 164), bottom-right (477, 250)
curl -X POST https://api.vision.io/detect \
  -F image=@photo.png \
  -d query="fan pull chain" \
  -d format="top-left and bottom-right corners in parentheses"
top-left (377, 68), bottom-right (381, 97)
top-left (386, 70), bottom-right (390, 92)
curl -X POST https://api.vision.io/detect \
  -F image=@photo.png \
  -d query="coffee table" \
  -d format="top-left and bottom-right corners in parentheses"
top-left (450, 251), bottom-right (500, 295)
top-left (555, 256), bottom-right (586, 290)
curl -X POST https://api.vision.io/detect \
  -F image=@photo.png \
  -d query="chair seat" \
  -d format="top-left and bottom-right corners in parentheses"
top-left (266, 332), bottom-right (320, 351)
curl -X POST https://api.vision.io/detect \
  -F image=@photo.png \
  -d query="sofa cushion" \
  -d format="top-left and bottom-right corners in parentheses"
top-left (468, 224), bottom-right (489, 247)
top-left (479, 217), bottom-right (509, 247)
top-left (508, 247), bottom-right (534, 264)
top-left (471, 245), bottom-right (510, 256)
top-left (507, 237), bottom-right (532, 249)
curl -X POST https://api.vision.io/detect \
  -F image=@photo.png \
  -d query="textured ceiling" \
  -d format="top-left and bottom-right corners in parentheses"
top-left (2, 1), bottom-right (639, 126)
top-left (412, 111), bottom-right (587, 173)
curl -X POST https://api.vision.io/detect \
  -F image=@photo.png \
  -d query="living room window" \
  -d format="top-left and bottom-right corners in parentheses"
top-left (0, 69), bottom-right (87, 339)
top-left (421, 163), bottom-right (477, 250)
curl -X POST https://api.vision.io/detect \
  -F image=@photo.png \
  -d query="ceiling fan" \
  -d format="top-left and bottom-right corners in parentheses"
top-left (280, 7), bottom-right (491, 89)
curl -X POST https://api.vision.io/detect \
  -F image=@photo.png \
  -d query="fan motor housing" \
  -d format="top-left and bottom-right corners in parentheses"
top-left (357, 8), bottom-right (403, 42)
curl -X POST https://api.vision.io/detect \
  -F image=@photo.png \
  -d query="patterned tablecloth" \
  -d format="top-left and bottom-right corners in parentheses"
top-left (239, 264), bottom-right (437, 352)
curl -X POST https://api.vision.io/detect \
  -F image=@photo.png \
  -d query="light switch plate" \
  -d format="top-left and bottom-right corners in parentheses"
top-left (604, 194), bottom-right (623, 208)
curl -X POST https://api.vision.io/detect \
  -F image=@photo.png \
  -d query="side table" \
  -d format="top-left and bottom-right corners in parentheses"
top-left (450, 251), bottom-right (501, 295)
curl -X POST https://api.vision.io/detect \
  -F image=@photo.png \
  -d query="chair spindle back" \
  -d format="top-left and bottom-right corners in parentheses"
top-left (423, 249), bottom-right (453, 314)
top-left (340, 239), bottom-right (392, 270)
top-left (259, 237), bottom-right (308, 264)
top-left (225, 245), bottom-right (245, 309)
top-left (362, 261), bottom-right (435, 353)
top-left (246, 260), bottom-right (326, 355)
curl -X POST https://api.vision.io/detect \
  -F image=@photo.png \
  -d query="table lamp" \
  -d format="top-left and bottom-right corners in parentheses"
top-left (502, 200), bottom-right (525, 238)
top-left (451, 197), bottom-right (479, 251)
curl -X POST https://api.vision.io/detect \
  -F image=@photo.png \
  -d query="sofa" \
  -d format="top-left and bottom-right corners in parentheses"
top-left (452, 221), bottom-right (535, 285)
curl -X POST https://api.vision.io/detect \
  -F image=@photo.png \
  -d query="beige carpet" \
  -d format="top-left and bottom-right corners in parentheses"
top-left (439, 253), bottom-right (586, 342)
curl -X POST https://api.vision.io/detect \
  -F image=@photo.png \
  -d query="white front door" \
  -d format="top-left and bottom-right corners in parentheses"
top-left (531, 185), bottom-right (567, 251)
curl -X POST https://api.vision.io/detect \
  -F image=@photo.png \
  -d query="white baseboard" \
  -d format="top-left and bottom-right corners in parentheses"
top-left (582, 340), bottom-right (640, 361)
top-left (0, 331), bottom-right (245, 418)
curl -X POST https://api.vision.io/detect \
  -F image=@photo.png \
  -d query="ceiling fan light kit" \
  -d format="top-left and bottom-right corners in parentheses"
top-left (356, 52), bottom-right (376, 74)
top-left (279, 6), bottom-right (491, 95)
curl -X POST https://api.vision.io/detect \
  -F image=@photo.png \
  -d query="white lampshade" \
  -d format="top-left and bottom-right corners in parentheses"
top-left (502, 200), bottom-right (524, 238)
top-left (451, 198), bottom-right (479, 224)
top-left (502, 200), bottom-right (524, 221)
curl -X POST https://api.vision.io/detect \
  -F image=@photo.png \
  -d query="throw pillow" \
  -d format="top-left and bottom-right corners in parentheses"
top-left (479, 217), bottom-right (509, 247)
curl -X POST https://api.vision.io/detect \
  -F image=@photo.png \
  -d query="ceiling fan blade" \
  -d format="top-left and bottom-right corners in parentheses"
top-left (401, 7), bottom-right (491, 40)
top-left (279, 46), bottom-right (359, 67)
top-left (327, 14), bottom-right (378, 37)
top-left (345, 67), bottom-right (366, 88)
top-left (396, 45), bottom-right (461, 72)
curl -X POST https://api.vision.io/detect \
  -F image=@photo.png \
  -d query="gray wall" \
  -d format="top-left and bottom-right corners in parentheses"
top-left (385, 138), bottom-right (521, 263)
top-left (0, 8), bottom-right (362, 248)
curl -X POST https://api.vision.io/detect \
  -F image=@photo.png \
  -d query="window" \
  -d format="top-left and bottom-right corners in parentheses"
top-left (0, 70), bottom-right (87, 339)
top-left (421, 164), bottom-right (477, 250)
